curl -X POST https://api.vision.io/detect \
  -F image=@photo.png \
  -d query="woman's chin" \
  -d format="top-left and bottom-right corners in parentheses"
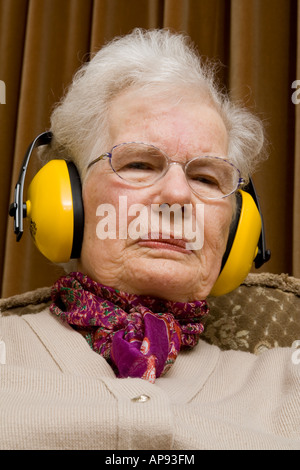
top-left (121, 257), bottom-right (213, 301)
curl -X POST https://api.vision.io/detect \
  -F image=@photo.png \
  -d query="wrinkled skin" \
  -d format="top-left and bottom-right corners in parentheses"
top-left (78, 89), bottom-right (233, 301)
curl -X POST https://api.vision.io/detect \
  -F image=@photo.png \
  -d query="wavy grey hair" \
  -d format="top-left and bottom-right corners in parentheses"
top-left (41, 28), bottom-right (266, 182)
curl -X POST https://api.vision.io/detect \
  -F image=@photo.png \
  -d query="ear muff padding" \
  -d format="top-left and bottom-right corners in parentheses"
top-left (210, 189), bottom-right (262, 297)
top-left (67, 161), bottom-right (84, 259)
top-left (26, 160), bottom-right (84, 263)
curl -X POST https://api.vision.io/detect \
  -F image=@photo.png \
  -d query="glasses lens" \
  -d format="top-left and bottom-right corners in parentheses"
top-left (111, 143), bottom-right (167, 185)
top-left (186, 156), bottom-right (240, 199)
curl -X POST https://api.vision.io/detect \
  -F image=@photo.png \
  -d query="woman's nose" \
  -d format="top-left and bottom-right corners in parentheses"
top-left (152, 163), bottom-right (192, 206)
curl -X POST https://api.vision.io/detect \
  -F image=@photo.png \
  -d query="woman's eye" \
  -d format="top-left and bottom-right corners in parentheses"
top-left (124, 161), bottom-right (154, 170)
top-left (193, 175), bottom-right (218, 186)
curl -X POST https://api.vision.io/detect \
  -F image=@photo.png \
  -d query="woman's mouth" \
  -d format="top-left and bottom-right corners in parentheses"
top-left (137, 233), bottom-right (193, 254)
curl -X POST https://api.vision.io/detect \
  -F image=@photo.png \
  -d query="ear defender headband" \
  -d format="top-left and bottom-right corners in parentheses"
top-left (9, 132), bottom-right (270, 294)
top-left (9, 132), bottom-right (84, 263)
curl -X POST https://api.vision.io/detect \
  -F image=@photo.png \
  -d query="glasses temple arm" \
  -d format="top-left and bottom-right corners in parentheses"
top-left (87, 153), bottom-right (110, 170)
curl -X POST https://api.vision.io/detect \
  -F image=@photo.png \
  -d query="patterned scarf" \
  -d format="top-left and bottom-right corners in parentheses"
top-left (50, 272), bottom-right (209, 383)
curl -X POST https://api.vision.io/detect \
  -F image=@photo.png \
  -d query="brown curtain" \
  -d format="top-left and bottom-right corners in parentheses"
top-left (0, 0), bottom-right (299, 298)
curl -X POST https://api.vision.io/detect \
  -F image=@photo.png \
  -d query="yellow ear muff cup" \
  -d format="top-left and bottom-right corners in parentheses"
top-left (210, 189), bottom-right (262, 297)
top-left (25, 160), bottom-right (84, 263)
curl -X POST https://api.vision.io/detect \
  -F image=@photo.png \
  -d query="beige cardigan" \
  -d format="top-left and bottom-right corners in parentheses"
top-left (0, 305), bottom-right (299, 450)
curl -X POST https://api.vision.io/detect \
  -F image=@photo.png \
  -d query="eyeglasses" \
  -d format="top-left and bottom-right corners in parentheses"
top-left (87, 142), bottom-right (244, 200)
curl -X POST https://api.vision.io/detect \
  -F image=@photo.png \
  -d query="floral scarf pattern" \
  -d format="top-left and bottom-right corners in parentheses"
top-left (50, 272), bottom-right (209, 383)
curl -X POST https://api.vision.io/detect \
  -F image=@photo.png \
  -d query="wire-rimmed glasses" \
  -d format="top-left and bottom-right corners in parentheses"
top-left (87, 142), bottom-right (244, 200)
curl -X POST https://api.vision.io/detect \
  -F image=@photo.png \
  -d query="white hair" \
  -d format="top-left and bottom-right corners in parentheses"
top-left (41, 28), bottom-right (267, 181)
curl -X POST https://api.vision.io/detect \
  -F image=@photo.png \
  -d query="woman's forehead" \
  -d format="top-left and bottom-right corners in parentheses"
top-left (107, 89), bottom-right (228, 158)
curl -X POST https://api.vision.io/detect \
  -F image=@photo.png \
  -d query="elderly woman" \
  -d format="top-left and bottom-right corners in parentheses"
top-left (1, 29), bottom-right (299, 450)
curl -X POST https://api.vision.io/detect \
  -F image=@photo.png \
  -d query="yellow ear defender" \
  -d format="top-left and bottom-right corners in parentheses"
top-left (9, 132), bottom-right (84, 263)
top-left (210, 186), bottom-right (270, 296)
top-left (9, 132), bottom-right (270, 293)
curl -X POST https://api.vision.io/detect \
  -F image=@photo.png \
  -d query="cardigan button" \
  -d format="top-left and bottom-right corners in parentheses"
top-left (131, 394), bottom-right (150, 403)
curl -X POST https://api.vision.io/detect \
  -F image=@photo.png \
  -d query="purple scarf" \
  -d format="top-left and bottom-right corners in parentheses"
top-left (50, 272), bottom-right (209, 383)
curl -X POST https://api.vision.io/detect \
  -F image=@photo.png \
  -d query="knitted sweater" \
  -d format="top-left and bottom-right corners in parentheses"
top-left (0, 306), bottom-right (299, 450)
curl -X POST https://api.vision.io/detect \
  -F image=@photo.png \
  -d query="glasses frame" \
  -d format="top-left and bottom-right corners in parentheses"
top-left (87, 141), bottom-right (245, 200)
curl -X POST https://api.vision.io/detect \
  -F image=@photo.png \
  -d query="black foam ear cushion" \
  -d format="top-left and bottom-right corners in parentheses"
top-left (67, 162), bottom-right (84, 259)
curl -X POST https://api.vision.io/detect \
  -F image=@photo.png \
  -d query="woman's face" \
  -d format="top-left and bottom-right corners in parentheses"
top-left (78, 89), bottom-right (233, 301)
